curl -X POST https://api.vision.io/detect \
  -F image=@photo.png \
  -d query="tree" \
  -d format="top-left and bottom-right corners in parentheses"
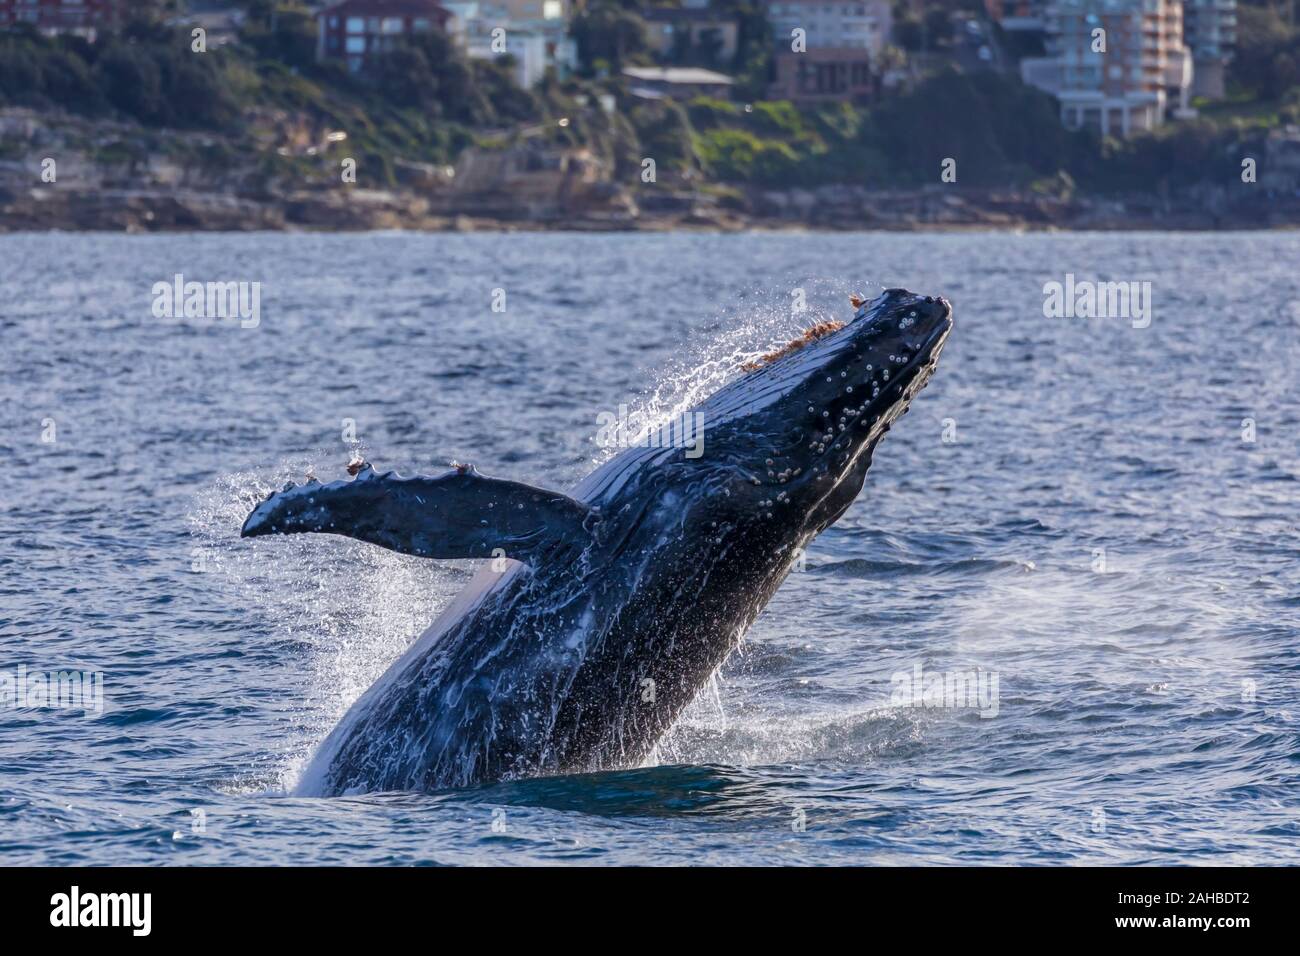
top-left (896, 16), bottom-right (924, 53)
top-left (628, 98), bottom-right (699, 174)
top-left (370, 45), bottom-right (438, 111)
top-left (924, 9), bottom-right (954, 47)
top-left (95, 45), bottom-right (165, 123)
top-left (240, 3), bottom-right (318, 71)
top-left (711, 0), bottom-right (771, 99)
top-left (571, 2), bottom-right (649, 74)
top-left (0, 38), bottom-right (44, 102)
top-left (1229, 6), bottom-right (1300, 99)
top-left (866, 68), bottom-right (1077, 186)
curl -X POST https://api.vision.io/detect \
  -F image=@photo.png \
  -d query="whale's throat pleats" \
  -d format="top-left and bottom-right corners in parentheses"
top-left (241, 463), bottom-right (596, 566)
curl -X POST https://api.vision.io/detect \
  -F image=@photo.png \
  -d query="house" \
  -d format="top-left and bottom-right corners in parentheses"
top-left (983, 0), bottom-right (1048, 30)
top-left (316, 0), bottom-right (453, 72)
top-left (465, 25), bottom-right (549, 88)
top-left (622, 66), bottom-right (736, 100)
top-left (446, 0), bottom-right (576, 85)
top-left (178, 7), bottom-right (246, 49)
top-left (0, 0), bottom-right (123, 36)
top-left (769, 48), bottom-right (876, 103)
top-left (643, 7), bottom-right (740, 67)
top-left (485, 0), bottom-right (570, 19)
top-left (761, 0), bottom-right (890, 103)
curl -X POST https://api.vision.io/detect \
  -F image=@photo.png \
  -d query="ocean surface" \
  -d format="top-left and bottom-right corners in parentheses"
top-left (0, 231), bottom-right (1296, 866)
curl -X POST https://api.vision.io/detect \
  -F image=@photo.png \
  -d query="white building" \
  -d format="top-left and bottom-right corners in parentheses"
top-left (762, 0), bottom-right (892, 56)
top-left (491, 0), bottom-right (569, 20)
top-left (466, 27), bottom-right (549, 88)
top-left (454, 0), bottom-right (576, 87)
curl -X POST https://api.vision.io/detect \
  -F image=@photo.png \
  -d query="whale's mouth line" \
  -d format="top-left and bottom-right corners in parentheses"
top-left (892, 323), bottom-right (951, 396)
top-left (856, 311), bottom-right (951, 425)
top-left (911, 315), bottom-right (952, 365)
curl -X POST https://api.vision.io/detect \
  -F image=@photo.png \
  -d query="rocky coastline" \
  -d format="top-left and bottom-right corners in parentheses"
top-left (3, 180), bottom-right (1293, 233)
top-left (2, 108), bottom-right (1294, 234)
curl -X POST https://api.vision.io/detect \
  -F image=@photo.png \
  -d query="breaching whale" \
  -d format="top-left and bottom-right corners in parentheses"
top-left (241, 288), bottom-right (953, 795)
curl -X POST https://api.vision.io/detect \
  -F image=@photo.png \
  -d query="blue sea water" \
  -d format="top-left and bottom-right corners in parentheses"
top-left (0, 230), bottom-right (1296, 866)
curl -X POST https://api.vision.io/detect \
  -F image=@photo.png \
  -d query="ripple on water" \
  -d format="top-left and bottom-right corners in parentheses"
top-left (0, 232), bottom-right (1297, 864)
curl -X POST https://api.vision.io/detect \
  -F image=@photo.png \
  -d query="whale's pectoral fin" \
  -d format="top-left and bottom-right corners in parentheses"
top-left (240, 463), bottom-right (595, 565)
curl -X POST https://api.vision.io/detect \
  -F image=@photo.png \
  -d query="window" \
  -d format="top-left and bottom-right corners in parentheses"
top-left (381, 17), bottom-right (403, 33)
top-left (346, 17), bottom-right (363, 33)
top-left (346, 36), bottom-right (365, 53)
top-left (543, 0), bottom-right (563, 18)
top-left (413, 17), bottom-right (430, 30)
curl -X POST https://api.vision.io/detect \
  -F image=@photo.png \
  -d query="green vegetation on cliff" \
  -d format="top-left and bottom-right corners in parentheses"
top-left (1, 2), bottom-right (1296, 200)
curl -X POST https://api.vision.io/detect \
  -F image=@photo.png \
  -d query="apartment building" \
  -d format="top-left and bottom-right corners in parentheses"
top-left (1020, 0), bottom-right (1194, 137)
top-left (764, 0), bottom-right (891, 103)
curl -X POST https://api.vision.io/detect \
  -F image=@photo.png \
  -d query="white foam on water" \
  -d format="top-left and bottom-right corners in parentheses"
top-left (657, 699), bottom-right (925, 768)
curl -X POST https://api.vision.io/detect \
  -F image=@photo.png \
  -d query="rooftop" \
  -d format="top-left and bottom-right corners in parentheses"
top-left (642, 7), bottom-right (738, 21)
top-left (319, 0), bottom-right (452, 17)
top-left (621, 66), bottom-right (735, 86)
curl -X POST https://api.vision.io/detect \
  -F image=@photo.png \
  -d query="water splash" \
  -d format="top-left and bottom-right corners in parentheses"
top-left (592, 278), bottom-right (880, 464)
top-left (188, 454), bottom-right (466, 792)
top-left (193, 280), bottom-right (884, 792)
top-left (599, 280), bottom-right (894, 769)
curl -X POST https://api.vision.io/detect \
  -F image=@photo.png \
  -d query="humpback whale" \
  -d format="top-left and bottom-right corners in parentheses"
top-left (241, 288), bottom-right (953, 795)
